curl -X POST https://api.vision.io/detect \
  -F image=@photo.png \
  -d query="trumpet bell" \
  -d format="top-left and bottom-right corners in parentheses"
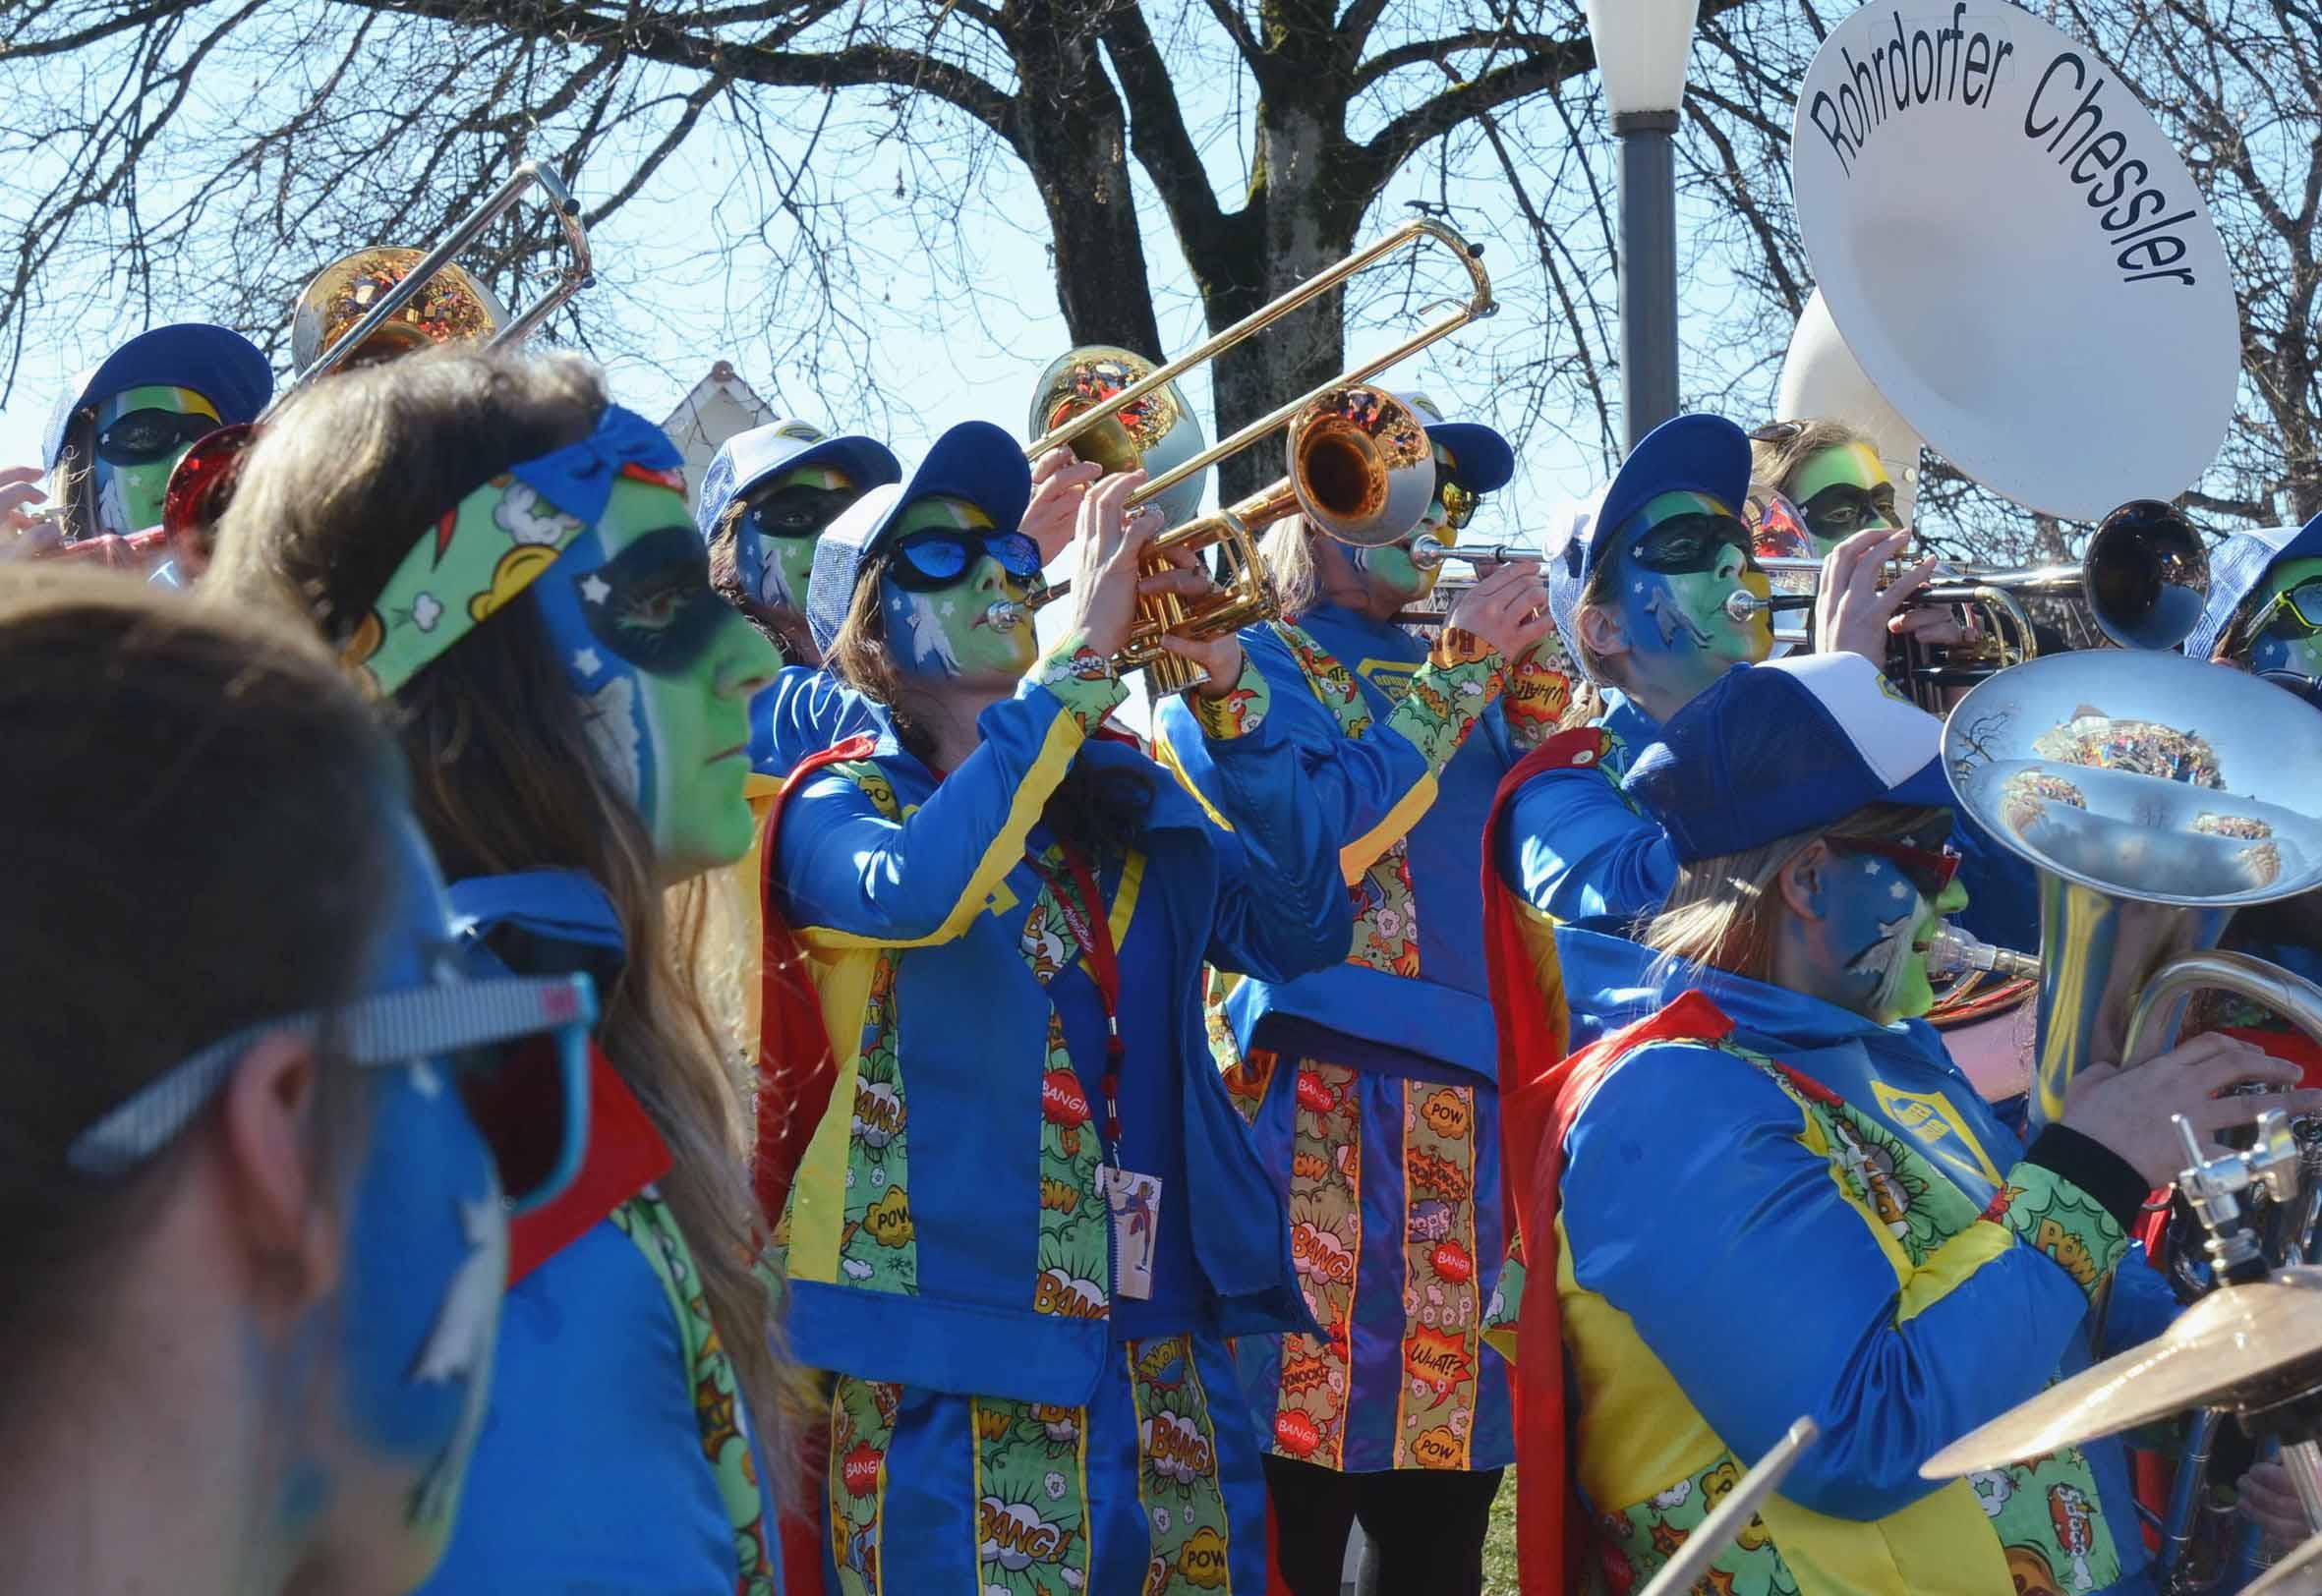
top-left (1288, 384), bottom-right (1435, 548)
top-left (2084, 499), bottom-right (2209, 651)
top-left (290, 246), bottom-right (508, 371)
top-left (1029, 345), bottom-right (1207, 527)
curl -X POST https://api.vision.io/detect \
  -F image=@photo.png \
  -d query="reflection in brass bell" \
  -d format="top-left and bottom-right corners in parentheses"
top-left (290, 247), bottom-right (508, 372)
top-left (1027, 345), bottom-right (1208, 528)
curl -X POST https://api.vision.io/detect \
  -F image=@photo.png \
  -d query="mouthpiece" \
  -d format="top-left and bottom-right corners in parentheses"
top-left (983, 599), bottom-right (1029, 632)
top-left (1925, 926), bottom-right (2041, 983)
top-left (1409, 538), bottom-right (1536, 571)
top-left (1723, 590), bottom-right (1814, 622)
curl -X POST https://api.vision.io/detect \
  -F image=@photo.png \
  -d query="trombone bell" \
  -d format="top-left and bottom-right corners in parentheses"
top-left (1291, 385), bottom-right (1435, 547)
top-left (291, 248), bottom-right (508, 371)
top-left (1029, 346), bottom-right (1208, 528)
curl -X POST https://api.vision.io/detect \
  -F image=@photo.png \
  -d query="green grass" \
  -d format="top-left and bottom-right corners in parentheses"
top-left (1482, 1470), bottom-right (1520, 1594)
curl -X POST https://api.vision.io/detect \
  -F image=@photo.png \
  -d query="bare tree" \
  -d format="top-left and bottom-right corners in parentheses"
top-left (3, 1), bottom-right (2306, 558)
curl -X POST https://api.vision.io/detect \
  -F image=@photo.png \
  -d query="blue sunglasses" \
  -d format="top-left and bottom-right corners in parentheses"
top-left (888, 527), bottom-right (1043, 591)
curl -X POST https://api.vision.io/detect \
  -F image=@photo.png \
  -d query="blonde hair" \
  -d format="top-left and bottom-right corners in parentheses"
top-left (1261, 514), bottom-right (1326, 619)
top-left (1641, 803), bottom-right (1951, 986)
top-left (1749, 418), bottom-right (1876, 504)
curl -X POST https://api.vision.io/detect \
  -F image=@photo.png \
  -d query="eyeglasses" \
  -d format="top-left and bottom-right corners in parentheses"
top-left (68, 974), bottom-right (598, 1216)
top-left (2242, 579), bottom-right (2322, 644)
top-left (742, 484), bottom-right (858, 542)
top-left (1795, 481), bottom-right (1899, 542)
top-left (94, 408), bottom-right (217, 467)
top-left (1827, 835), bottom-right (1961, 901)
top-left (1627, 511), bottom-right (1755, 575)
top-left (888, 527), bottom-right (1043, 592)
top-left (1747, 420), bottom-right (1806, 445)
top-left (1437, 480), bottom-right (1479, 532)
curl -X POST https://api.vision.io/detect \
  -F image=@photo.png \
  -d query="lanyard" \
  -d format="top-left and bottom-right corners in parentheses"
top-left (1032, 844), bottom-right (1125, 1152)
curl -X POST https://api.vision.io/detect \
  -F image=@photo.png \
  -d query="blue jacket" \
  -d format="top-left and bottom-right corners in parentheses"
top-left (1153, 606), bottom-right (1514, 1076)
top-left (422, 874), bottom-right (780, 1596)
top-left (750, 662), bottom-right (876, 777)
top-left (767, 640), bottom-right (1348, 1405)
top-left (1497, 690), bottom-right (1669, 926)
top-left (1555, 958), bottom-right (2172, 1595)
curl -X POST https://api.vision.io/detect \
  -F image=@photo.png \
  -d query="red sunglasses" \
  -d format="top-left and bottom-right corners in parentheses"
top-left (1826, 835), bottom-right (1960, 899)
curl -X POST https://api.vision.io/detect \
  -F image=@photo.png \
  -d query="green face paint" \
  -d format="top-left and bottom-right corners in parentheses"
top-left (878, 495), bottom-right (1038, 681)
top-left (1786, 443), bottom-right (1898, 557)
top-left (2241, 556), bottom-right (2322, 681)
top-left (1611, 491), bottom-right (1771, 695)
top-left (743, 461), bottom-right (859, 614)
top-left (531, 477), bottom-right (782, 876)
top-left (1348, 443), bottom-right (1462, 607)
top-left (1891, 874), bottom-right (1973, 1023)
top-left (90, 384), bottom-right (218, 537)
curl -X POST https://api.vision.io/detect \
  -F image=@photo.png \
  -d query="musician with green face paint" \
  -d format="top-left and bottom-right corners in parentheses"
top-left (29, 323), bottom-right (271, 548)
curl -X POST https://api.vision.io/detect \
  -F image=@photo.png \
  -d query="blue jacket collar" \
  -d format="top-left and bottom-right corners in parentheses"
top-left (1644, 954), bottom-right (1925, 1055)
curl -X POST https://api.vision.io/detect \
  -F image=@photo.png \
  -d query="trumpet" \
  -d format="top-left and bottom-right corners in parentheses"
top-left (1724, 500), bottom-right (2207, 708)
top-left (1026, 383), bottom-right (1440, 692)
top-left (1022, 220), bottom-right (1493, 689)
top-left (1409, 536), bottom-right (1538, 571)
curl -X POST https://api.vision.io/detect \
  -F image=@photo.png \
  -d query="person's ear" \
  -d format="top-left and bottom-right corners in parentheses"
top-left (1776, 840), bottom-right (1830, 921)
top-left (219, 1032), bottom-right (342, 1317)
top-left (1578, 601), bottom-right (1628, 659)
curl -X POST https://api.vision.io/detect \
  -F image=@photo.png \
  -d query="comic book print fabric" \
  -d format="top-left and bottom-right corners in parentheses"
top-left (825, 1334), bottom-right (1249, 1595)
top-left (1580, 1033), bottom-right (2129, 1596)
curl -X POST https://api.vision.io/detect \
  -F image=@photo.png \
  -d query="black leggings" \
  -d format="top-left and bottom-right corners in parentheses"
top-left (1264, 1454), bottom-right (1505, 1596)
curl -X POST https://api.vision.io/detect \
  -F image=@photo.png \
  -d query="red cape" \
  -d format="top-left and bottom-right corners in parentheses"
top-left (751, 733), bottom-right (877, 1227)
top-left (1479, 727), bottom-right (1596, 1596)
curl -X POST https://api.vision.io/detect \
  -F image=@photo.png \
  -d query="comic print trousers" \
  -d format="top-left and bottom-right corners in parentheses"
top-left (1229, 1050), bottom-right (1514, 1475)
top-left (822, 1330), bottom-right (1265, 1595)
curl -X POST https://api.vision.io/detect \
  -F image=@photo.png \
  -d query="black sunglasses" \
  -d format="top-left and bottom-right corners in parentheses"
top-left (94, 408), bottom-right (215, 467)
top-left (743, 483), bottom-right (858, 542)
top-left (888, 528), bottom-right (1043, 591)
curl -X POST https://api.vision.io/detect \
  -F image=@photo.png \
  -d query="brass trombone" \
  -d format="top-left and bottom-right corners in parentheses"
top-left (283, 160), bottom-right (595, 401)
top-left (148, 161), bottom-right (595, 572)
top-left (1016, 218), bottom-right (1496, 689)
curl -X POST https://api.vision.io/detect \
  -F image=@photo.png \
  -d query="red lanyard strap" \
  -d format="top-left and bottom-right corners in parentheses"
top-left (1033, 845), bottom-right (1125, 1149)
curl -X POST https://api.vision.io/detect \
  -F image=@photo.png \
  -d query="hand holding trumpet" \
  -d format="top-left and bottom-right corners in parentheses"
top-left (1811, 526), bottom-right (1976, 665)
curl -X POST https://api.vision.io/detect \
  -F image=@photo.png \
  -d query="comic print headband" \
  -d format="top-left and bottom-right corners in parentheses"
top-left (342, 404), bottom-right (685, 696)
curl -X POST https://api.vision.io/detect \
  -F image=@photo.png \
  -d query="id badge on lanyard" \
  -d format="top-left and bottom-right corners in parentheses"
top-left (1038, 846), bottom-right (1163, 1301)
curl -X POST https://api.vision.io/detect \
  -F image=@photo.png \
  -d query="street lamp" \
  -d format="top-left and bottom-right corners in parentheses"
top-left (1585, 0), bottom-right (1701, 450)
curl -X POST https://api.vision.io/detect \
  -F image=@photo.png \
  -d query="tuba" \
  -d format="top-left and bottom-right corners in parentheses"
top-left (1017, 218), bottom-right (1494, 690)
top-left (1944, 648), bottom-right (2322, 1589)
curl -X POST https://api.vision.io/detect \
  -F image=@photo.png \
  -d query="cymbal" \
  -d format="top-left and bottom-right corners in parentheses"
top-left (2248, 1528), bottom-right (2322, 1595)
top-left (1923, 1268), bottom-right (2322, 1479)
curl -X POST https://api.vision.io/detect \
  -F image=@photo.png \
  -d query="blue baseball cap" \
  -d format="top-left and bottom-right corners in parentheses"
top-left (1402, 392), bottom-right (1515, 496)
top-left (41, 323), bottom-right (272, 470)
top-left (806, 421), bottom-right (1032, 653)
top-left (2185, 514), bottom-right (2322, 663)
top-left (1624, 653), bottom-right (1953, 864)
top-left (693, 418), bottom-right (900, 543)
top-left (1544, 414), bottom-right (1753, 678)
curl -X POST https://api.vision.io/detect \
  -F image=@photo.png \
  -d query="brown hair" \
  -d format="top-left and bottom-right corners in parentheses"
top-left (825, 550), bottom-right (1153, 858)
top-left (1750, 418), bottom-right (1874, 505)
top-left (1641, 803), bottom-right (1951, 983)
top-left (0, 566), bottom-right (403, 1407)
top-left (706, 496), bottom-right (800, 660)
top-left (204, 345), bottom-right (794, 1477)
